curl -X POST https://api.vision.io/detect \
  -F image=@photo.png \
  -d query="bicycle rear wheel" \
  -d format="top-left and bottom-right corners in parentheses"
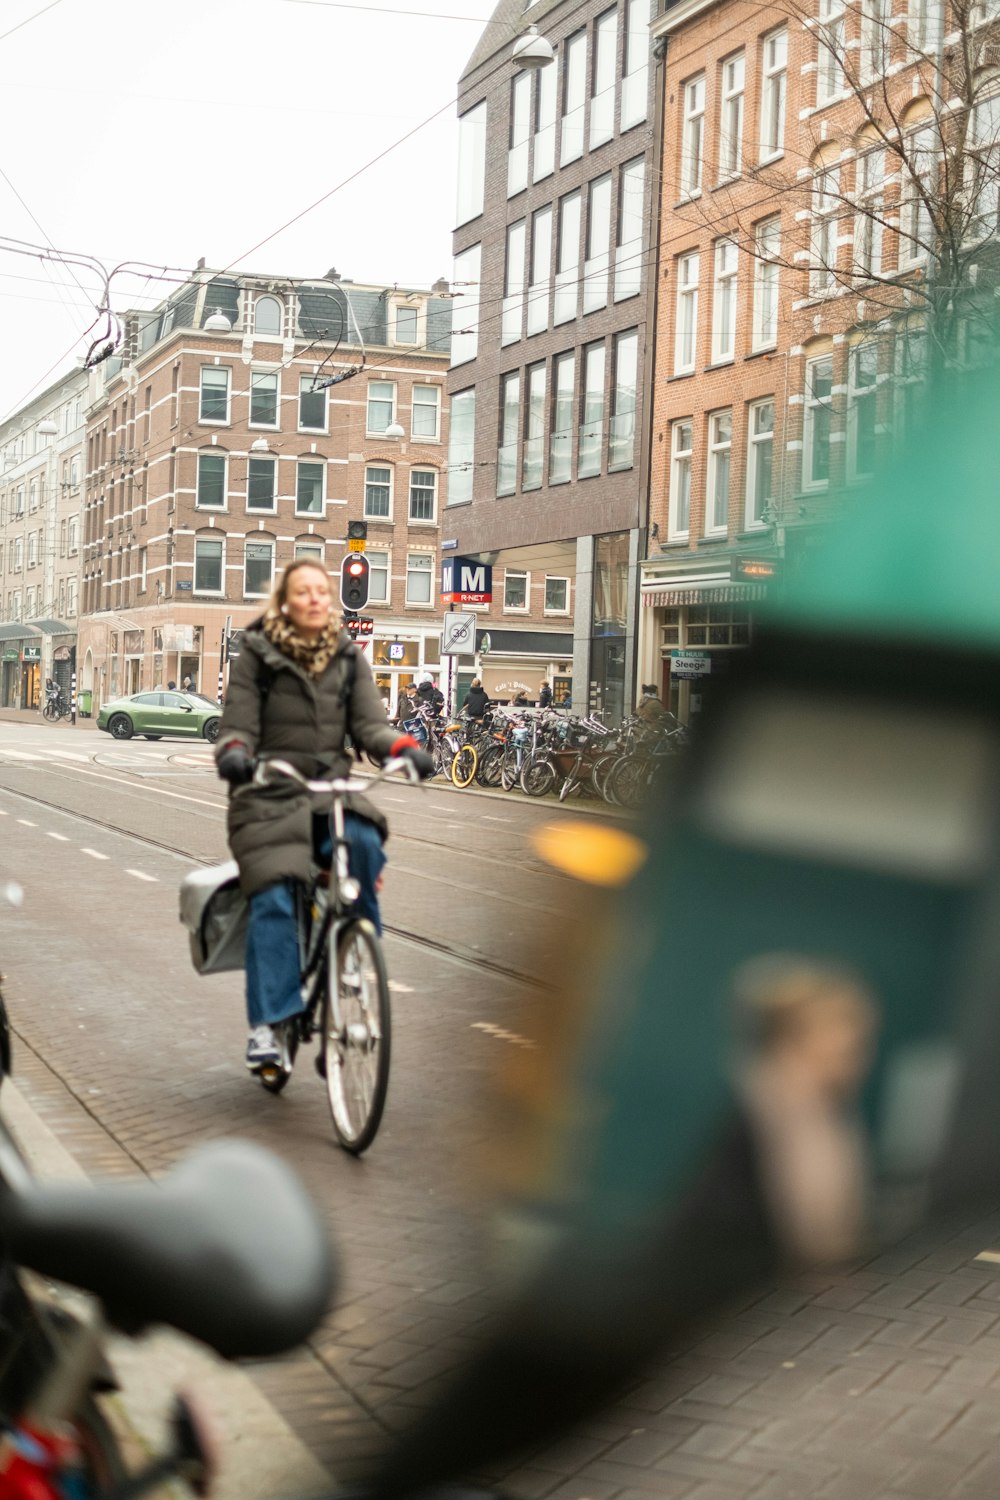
top-left (322, 921), bottom-right (391, 1154)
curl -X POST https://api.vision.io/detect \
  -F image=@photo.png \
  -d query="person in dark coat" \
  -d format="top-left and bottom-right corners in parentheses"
top-left (415, 677), bottom-right (445, 715)
top-left (538, 681), bottom-right (553, 709)
top-left (214, 560), bottom-right (432, 1071)
top-left (396, 687), bottom-right (417, 723)
top-left (462, 678), bottom-right (490, 719)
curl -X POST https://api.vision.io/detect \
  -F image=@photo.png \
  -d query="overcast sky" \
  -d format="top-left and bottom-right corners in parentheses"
top-left (0, 0), bottom-right (503, 422)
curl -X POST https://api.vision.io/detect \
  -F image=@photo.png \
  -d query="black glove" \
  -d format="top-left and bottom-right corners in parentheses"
top-left (217, 742), bottom-right (254, 786)
top-left (395, 745), bottom-right (435, 781)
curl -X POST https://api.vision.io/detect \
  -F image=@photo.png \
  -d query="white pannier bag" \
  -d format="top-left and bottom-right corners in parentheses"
top-left (179, 861), bottom-right (249, 974)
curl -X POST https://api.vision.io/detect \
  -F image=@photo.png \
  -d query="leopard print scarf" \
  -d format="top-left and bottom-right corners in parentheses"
top-left (262, 611), bottom-right (342, 677)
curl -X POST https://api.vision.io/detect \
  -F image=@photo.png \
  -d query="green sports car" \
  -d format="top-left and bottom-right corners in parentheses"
top-left (96, 690), bottom-right (222, 743)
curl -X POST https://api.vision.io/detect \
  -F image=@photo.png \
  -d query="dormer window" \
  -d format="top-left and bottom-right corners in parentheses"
top-left (254, 296), bottom-right (283, 337)
top-left (393, 302), bottom-right (419, 344)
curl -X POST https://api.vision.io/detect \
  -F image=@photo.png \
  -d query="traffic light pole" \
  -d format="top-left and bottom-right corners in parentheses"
top-left (218, 614), bottom-right (231, 704)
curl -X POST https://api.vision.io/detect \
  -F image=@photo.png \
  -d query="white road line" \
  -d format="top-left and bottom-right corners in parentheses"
top-left (44, 749), bottom-right (92, 762)
top-left (46, 832), bottom-right (70, 842)
top-left (125, 869), bottom-right (158, 883)
top-left (16, 761), bottom-right (226, 812)
top-left (482, 815), bottom-right (509, 822)
top-left (975, 1250), bottom-right (1000, 1264)
top-left (2, 750), bottom-right (44, 761)
top-left (16, 819), bottom-right (36, 827)
top-left (0, 808), bottom-right (6, 814)
top-left (80, 848), bottom-right (109, 861)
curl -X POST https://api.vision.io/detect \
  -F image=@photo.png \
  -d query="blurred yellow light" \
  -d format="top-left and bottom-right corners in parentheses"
top-left (532, 821), bottom-right (648, 887)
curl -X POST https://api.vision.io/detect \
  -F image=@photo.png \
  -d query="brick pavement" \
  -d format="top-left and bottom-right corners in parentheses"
top-left (5, 755), bottom-right (1000, 1497)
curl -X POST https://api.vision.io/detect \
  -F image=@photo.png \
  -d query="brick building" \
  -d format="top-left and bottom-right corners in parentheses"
top-left (639, 0), bottom-right (997, 719)
top-left (0, 369), bottom-right (86, 709)
top-left (77, 267), bottom-right (454, 715)
top-left (446, 0), bottom-right (659, 719)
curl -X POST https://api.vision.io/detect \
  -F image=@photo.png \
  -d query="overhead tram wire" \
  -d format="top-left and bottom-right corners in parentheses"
top-left (0, 0), bottom-right (65, 46)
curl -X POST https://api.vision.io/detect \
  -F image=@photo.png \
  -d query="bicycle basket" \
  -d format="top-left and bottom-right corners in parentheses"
top-left (179, 860), bottom-right (248, 975)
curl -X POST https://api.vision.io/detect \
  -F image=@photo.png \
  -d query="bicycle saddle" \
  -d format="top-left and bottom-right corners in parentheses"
top-left (0, 1140), bottom-right (334, 1358)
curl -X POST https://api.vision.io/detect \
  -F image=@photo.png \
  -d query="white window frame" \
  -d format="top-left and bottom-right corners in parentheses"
top-left (249, 370), bottom-right (280, 429)
top-left (711, 239), bottom-right (738, 364)
top-left (408, 468), bottom-right (438, 524)
top-left (523, 362), bottom-right (546, 491)
top-left (675, 252), bottom-right (699, 374)
top-left (199, 366), bottom-right (230, 425)
top-left (366, 547), bottom-right (390, 604)
top-left (246, 456), bottom-right (277, 514)
top-left (752, 216), bottom-right (780, 351)
top-left (847, 342), bottom-right (879, 482)
top-left (899, 124), bottom-right (936, 266)
top-left (405, 552), bottom-right (434, 607)
top-left (196, 451), bottom-right (227, 510)
top-left (966, 90), bottom-right (1000, 243)
top-left (451, 244), bottom-right (481, 366)
top-left (27, 532), bottom-right (37, 568)
top-left (681, 74), bottom-right (705, 196)
top-left (621, 0), bottom-right (649, 132)
top-left (669, 421), bottom-right (693, 539)
top-left (527, 205), bottom-right (553, 337)
top-left (590, 7), bottom-right (618, 149)
top-left (803, 354), bottom-right (834, 490)
top-left (544, 576), bottom-right (571, 615)
top-left (447, 389), bottom-right (475, 506)
top-left (810, 165), bottom-right (840, 293)
top-left (579, 340), bottom-right (606, 479)
top-left (583, 172), bottom-right (612, 314)
top-left (854, 147), bottom-right (885, 280)
top-left (67, 516), bottom-right (78, 554)
top-left (366, 381), bottom-right (397, 436)
top-left (456, 100), bottom-right (487, 227)
top-left (533, 59), bottom-right (557, 182)
top-left (295, 460), bottom-right (326, 518)
top-left (502, 221), bottom-right (527, 346)
top-left (503, 569), bottom-right (530, 613)
top-left (760, 29), bottom-right (787, 161)
top-left (706, 410), bottom-right (732, 535)
top-left (907, 0), bottom-right (943, 53)
top-left (194, 535), bottom-right (225, 595)
top-left (860, 0), bottom-right (892, 82)
top-left (253, 296), bottom-right (283, 337)
top-left (244, 538), bottom-right (275, 599)
top-left (498, 371), bottom-right (521, 498)
top-left (719, 52), bottom-right (745, 180)
top-left (298, 375), bottom-right (327, 433)
top-left (294, 540), bottom-right (325, 563)
top-left (509, 71), bottom-right (532, 196)
top-left (392, 301), bottom-right (420, 346)
top-left (816, 0), bottom-right (846, 105)
top-left (615, 157), bottom-right (644, 302)
top-left (609, 328), bottom-right (638, 473)
top-left (561, 30), bottom-right (587, 166)
top-left (554, 190), bottom-right (582, 324)
top-left (550, 351), bottom-right (575, 484)
top-left (745, 398), bottom-right (775, 528)
top-left (364, 464), bottom-right (394, 521)
top-left (411, 384), bottom-right (441, 441)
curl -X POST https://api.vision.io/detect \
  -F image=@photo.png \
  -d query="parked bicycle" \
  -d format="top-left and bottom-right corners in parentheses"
top-left (41, 687), bottom-right (71, 721)
top-left (181, 755), bottom-right (421, 1154)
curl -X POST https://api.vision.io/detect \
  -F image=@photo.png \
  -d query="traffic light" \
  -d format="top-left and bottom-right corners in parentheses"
top-left (340, 553), bottom-right (370, 611)
top-left (344, 616), bottom-right (374, 640)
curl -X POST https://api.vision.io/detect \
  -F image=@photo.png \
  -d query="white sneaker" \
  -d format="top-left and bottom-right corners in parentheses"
top-left (246, 1024), bottom-right (280, 1070)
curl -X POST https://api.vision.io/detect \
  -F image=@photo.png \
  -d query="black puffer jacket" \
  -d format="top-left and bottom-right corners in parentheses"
top-left (463, 685), bottom-right (490, 719)
top-left (216, 622), bottom-right (400, 898)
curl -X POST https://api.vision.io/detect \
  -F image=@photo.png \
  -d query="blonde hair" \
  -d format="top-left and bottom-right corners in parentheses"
top-left (264, 558), bottom-right (331, 621)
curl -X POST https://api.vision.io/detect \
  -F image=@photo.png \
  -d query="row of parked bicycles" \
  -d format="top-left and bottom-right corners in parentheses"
top-left (393, 704), bottom-right (689, 810)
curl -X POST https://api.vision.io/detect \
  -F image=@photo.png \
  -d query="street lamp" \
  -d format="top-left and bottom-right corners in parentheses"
top-left (512, 23), bottom-right (555, 69)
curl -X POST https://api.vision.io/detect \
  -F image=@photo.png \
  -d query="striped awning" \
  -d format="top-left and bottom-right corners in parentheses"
top-left (642, 583), bottom-right (769, 607)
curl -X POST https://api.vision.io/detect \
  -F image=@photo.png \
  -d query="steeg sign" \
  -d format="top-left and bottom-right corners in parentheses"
top-left (441, 556), bottom-right (493, 604)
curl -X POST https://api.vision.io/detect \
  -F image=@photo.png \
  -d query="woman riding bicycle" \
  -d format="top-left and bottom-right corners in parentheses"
top-left (214, 559), bottom-right (431, 1072)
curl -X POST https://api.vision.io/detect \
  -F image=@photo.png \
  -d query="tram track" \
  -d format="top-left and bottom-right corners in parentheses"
top-left (0, 773), bottom-right (551, 993)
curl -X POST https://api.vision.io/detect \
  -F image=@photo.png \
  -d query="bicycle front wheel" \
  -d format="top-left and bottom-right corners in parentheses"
top-left (451, 744), bottom-right (477, 788)
top-left (322, 921), bottom-right (391, 1154)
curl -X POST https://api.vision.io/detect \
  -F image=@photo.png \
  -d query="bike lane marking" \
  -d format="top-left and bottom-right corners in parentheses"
top-left (46, 832), bottom-right (70, 842)
top-left (125, 869), bottom-right (158, 883)
top-left (80, 848), bottom-right (110, 860)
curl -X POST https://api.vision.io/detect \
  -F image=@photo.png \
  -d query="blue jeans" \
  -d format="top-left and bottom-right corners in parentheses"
top-left (244, 813), bottom-right (386, 1029)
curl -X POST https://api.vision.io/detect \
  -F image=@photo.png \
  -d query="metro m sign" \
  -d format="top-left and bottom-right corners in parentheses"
top-left (441, 555), bottom-right (493, 604)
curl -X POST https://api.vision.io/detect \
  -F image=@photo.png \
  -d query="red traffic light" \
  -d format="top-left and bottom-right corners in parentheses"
top-left (340, 552), bottom-right (370, 611)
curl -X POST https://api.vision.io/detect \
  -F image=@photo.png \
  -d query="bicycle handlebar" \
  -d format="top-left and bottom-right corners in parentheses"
top-left (250, 755), bottom-right (420, 796)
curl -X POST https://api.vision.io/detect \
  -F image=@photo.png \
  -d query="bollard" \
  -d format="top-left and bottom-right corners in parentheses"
top-left (70, 670), bottom-right (77, 725)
